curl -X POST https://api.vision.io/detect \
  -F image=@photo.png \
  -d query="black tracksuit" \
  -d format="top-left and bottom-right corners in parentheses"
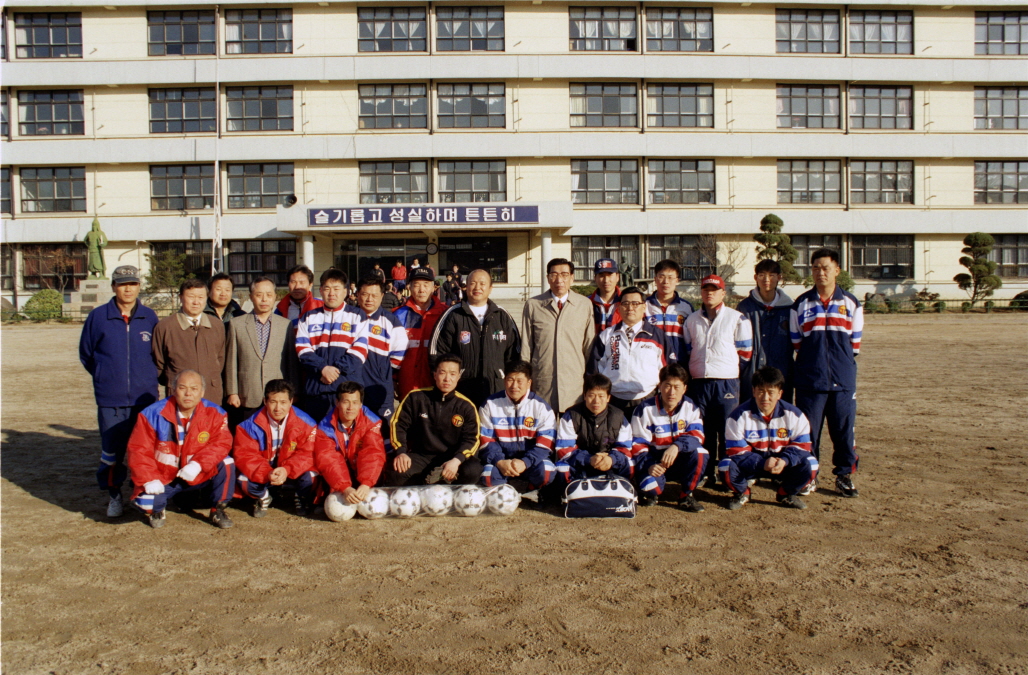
top-left (384, 387), bottom-right (483, 485)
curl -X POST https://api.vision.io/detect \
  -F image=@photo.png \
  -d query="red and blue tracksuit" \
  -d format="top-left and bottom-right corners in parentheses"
top-left (736, 288), bottom-right (795, 403)
top-left (478, 391), bottom-right (557, 490)
top-left (631, 395), bottom-right (707, 498)
top-left (587, 288), bottom-right (621, 334)
top-left (790, 286), bottom-right (863, 476)
top-left (126, 398), bottom-right (236, 513)
top-left (719, 398), bottom-right (818, 497)
top-left (313, 405), bottom-right (387, 493)
top-left (79, 298), bottom-right (160, 495)
top-left (295, 304), bottom-right (369, 421)
top-left (357, 307), bottom-right (409, 425)
top-left (392, 297), bottom-right (448, 400)
top-left (645, 292), bottom-right (694, 362)
top-left (554, 403), bottom-right (634, 483)
top-left (233, 405), bottom-right (320, 504)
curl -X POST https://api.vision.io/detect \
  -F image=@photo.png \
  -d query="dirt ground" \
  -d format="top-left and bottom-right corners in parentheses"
top-left (2, 314), bottom-right (1027, 675)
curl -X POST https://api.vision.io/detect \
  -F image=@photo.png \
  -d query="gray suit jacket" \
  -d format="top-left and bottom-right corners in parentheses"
top-left (225, 313), bottom-right (300, 407)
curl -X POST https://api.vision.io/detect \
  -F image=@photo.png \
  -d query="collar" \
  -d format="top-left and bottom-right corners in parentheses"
top-left (253, 312), bottom-right (273, 324)
top-left (589, 288), bottom-right (620, 305)
top-left (648, 291), bottom-right (680, 308)
top-left (657, 395), bottom-right (684, 417)
top-left (269, 411), bottom-right (289, 430)
top-left (702, 303), bottom-right (723, 321)
top-left (161, 397), bottom-right (202, 424)
top-left (176, 312), bottom-right (211, 330)
top-left (550, 293), bottom-right (570, 307)
top-left (749, 287), bottom-right (793, 308)
top-left (431, 388), bottom-right (457, 402)
top-left (107, 297), bottom-right (140, 319)
top-left (614, 320), bottom-right (651, 336)
top-left (748, 398), bottom-right (783, 420)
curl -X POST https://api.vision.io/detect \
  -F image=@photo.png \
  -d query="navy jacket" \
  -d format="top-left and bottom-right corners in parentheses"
top-left (789, 286), bottom-right (864, 392)
top-left (736, 288), bottom-right (795, 401)
top-left (79, 298), bottom-right (160, 408)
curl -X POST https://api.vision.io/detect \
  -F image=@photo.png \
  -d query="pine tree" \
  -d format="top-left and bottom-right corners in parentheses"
top-left (954, 233), bottom-right (1002, 306)
top-left (754, 213), bottom-right (801, 283)
top-left (144, 249), bottom-right (190, 311)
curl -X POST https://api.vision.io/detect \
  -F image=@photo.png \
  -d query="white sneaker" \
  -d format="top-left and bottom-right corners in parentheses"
top-left (799, 481), bottom-right (817, 496)
top-left (107, 493), bottom-right (124, 518)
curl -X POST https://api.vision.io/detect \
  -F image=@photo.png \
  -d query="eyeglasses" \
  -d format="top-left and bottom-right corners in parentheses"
top-left (620, 301), bottom-right (645, 308)
top-left (547, 272), bottom-right (572, 279)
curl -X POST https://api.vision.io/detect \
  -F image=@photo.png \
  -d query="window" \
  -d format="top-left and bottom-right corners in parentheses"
top-left (975, 88), bottom-right (1028, 130)
top-left (975, 12), bottom-right (1028, 56)
top-left (975, 161), bottom-right (1028, 204)
top-left (438, 84), bottom-right (505, 128)
top-left (570, 7), bottom-right (637, 51)
top-left (226, 86), bottom-right (293, 131)
top-left (572, 236), bottom-right (640, 282)
top-left (777, 160), bottom-right (842, 204)
top-left (226, 9), bottom-right (292, 54)
top-left (17, 90), bottom-right (85, 136)
top-left (226, 163), bottom-right (294, 209)
top-left (437, 7), bottom-right (504, 51)
top-left (850, 160), bottom-right (913, 204)
top-left (989, 234), bottom-right (1028, 278)
top-left (850, 235), bottom-right (913, 279)
top-left (334, 238), bottom-right (429, 285)
top-left (1, 168), bottom-right (11, 214)
top-left (648, 160), bottom-right (715, 204)
top-left (227, 240), bottom-right (296, 286)
top-left (357, 85), bottom-right (428, 129)
top-left (571, 159), bottom-right (639, 204)
top-left (1, 92), bottom-right (8, 137)
top-left (777, 85), bottom-right (840, 129)
top-left (149, 88), bottom-right (217, 134)
top-left (791, 234), bottom-right (842, 278)
top-left (147, 11), bottom-right (216, 56)
top-left (439, 236), bottom-right (508, 283)
top-left (150, 165), bottom-right (216, 211)
top-left (570, 84), bottom-right (637, 128)
top-left (14, 13), bottom-right (82, 58)
top-left (151, 242), bottom-right (213, 281)
top-left (1, 245), bottom-right (13, 292)
top-left (648, 235), bottom-right (713, 281)
top-left (645, 8), bottom-right (712, 52)
top-left (358, 8), bottom-right (427, 52)
top-left (850, 85), bottom-right (912, 130)
top-left (21, 244), bottom-right (87, 291)
top-left (776, 9), bottom-right (840, 53)
top-left (849, 11), bottom-right (913, 55)
top-left (359, 162), bottom-right (430, 204)
top-left (438, 161), bottom-right (506, 202)
top-left (646, 84), bottom-right (713, 128)
top-left (20, 167), bottom-right (86, 212)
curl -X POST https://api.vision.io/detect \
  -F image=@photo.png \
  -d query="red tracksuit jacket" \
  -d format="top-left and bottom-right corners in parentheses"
top-left (232, 405), bottom-right (319, 484)
top-left (313, 406), bottom-right (387, 492)
top-left (392, 297), bottom-right (448, 399)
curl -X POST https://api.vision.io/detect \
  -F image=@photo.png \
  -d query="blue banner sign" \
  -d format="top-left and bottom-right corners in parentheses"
top-left (308, 205), bottom-right (539, 226)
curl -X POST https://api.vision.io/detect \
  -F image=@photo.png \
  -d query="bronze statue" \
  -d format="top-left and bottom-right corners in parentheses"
top-left (85, 217), bottom-right (108, 279)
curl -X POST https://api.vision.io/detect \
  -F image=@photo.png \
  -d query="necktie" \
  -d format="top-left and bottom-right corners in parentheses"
top-left (557, 300), bottom-right (564, 312)
top-left (625, 327), bottom-right (634, 341)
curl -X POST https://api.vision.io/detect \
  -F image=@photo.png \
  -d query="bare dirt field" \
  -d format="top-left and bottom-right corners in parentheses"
top-left (2, 314), bottom-right (1027, 675)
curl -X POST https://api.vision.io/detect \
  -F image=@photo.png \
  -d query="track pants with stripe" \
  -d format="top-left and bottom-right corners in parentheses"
top-left (687, 378), bottom-right (740, 479)
top-left (480, 460), bottom-right (556, 490)
top-left (97, 404), bottom-right (147, 495)
top-left (636, 446), bottom-right (709, 498)
top-left (718, 448), bottom-right (818, 497)
top-left (794, 389), bottom-right (858, 476)
top-left (132, 459), bottom-right (236, 513)
top-left (238, 470), bottom-right (319, 504)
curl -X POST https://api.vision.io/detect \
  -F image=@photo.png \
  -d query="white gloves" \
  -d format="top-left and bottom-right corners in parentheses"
top-left (143, 480), bottom-right (165, 495)
top-left (177, 461), bottom-right (202, 483)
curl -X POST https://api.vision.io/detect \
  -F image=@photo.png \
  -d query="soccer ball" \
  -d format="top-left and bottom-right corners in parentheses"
top-left (389, 488), bottom-right (422, 518)
top-left (357, 488), bottom-right (391, 520)
top-left (486, 484), bottom-right (521, 516)
top-left (422, 485), bottom-right (454, 516)
top-left (324, 491), bottom-right (358, 522)
top-left (452, 486), bottom-right (487, 517)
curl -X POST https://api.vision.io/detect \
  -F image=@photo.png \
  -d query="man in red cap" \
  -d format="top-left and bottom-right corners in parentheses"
top-left (682, 274), bottom-right (753, 489)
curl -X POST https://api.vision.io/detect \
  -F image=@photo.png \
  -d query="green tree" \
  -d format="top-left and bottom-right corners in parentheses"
top-left (953, 233), bottom-right (1002, 306)
top-left (143, 249), bottom-right (190, 311)
top-left (23, 289), bottom-right (64, 320)
top-left (754, 213), bottom-right (801, 283)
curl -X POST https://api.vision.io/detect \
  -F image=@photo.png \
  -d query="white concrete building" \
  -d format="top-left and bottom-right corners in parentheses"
top-left (1, 0), bottom-right (1026, 307)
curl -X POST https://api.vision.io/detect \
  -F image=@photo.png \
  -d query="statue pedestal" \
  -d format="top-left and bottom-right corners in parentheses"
top-left (66, 280), bottom-right (115, 317)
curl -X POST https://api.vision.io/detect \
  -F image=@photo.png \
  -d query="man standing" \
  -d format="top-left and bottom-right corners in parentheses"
top-left (587, 258), bottom-right (621, 334)
top-left (645, 259), bottom-right (695, 362)
top-left (521, 258), bottom-right (596, 414)
top-left (354, 275), bottom-right (409, 423)
top-left (369, 263), bottom-right (387, 285)
top-left (430, 269), bottom-right (520, 407)
top-left (737, 259), bottom-right (794, 403)
top-left (79, 265), bottom-right (160, 518)
top-left (790, 248), bottom-right (863, 498)
top-left (152, 278), bottom-right (226, 404)
top-left (313, 381), bottom-right (387, 507)
top-left (295, 268), bottom-right (369, 421)
top-left (390, 260), bottom-right (407, 294)
top-left (127, 370), bottom-right (236, 529)
top-left (275, 265), bottom-right (324, 325)
top-left (204, 272), bottom-right (246, 326)
top-left (380, 282), bottom-right (402, 311)
top-left (225, 276), bottom-right (299, 430)
top-left (393, 267), bottom-right (449, 400)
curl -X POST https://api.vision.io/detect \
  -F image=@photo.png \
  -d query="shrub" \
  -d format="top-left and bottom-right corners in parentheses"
top-left (1010, 290), bottom-right (1028, 311)
top-left (886, 299), bottom-right (899, 314)
top-left (961, 301), bottom-right (972, 313)
top-left (914, 302), bottom-right (925, 314)
top-left (934, 301), bottom-right (946, 313)
top-left (23, 289), bottom-right (64, 321)
top-left (985, 300), bottom-right (995, 313)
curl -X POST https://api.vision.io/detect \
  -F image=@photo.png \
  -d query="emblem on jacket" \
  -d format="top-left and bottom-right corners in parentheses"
top-left (677, 419), bottom-right (685, 431)
top-left (838, 305), bottom-right (847, 316)
top-left (524, 416), bottom-right (535, 428)
top-left (460, 331), bottom-right (471, 344)
top-left (342, 322), bottom-right (351, 332)
top-left (140, 331), bottom-right (152, 342)
top-left (677, 315), bottom-right (685, 324)
top-left (198, 431), bottom-right (210, 443)
top-left (289, 441), bottom-right (298, 451)
top-left (492, 330), bottom-right (506, 341)
top-left (372, 325), bottom-right (384, 335)
top-left (452, 415), bottom-right (464, 427)
top-left (777, 428), bottom-right (789, 439)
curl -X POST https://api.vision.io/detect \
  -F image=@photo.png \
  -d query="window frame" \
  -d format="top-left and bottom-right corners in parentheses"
top-left (17, 90), bottom-right (85, 136)
top-left (571, 159), bottom-right (640, 205)
top-left (644, 7), bottom-right (713, 52)
top-left (1, 167), bottom-right (11, 215)
top-left (647, 159), bottom-right (715, 204)
top-left (974, 161), bottom-right (1028, 204)
top-left (358, 84), bottom-right (429, 129)
top-left (146, 10), bottom-right (217, 57)
top-left (20, 243), bottom-right (88, 292)
top-left (437, 83), bottom-right (506, 129)
top-left (571, 236), bottom-right (641, 282)
top-left (225, 8), bottom-right (293, 54)
top-left (848, 10), bottom-right (913, 55)
top-left (226, 163), bottom-right (295, 209)
top-left (791, 234), bottom-right (843, 278)
top-left (975, 12), bottom-right (1028, 56)
top-left (225, 86), bottom-right (294, 132)
top-left (19, 166), bottom-right (87, 213)
top-left (148, 88), bottom-right (218, 134)
top-left (849, 234), bottom-right (914, 280)
top-left (849, 160), bottom-right (914, 205)
top-left (777, 159), bottom-right (843, 204)
top-left (646, 83), bottom-right (714, 128)
top-left (151, 241), bottom-right (213, 282)
top-left (989, 234), bottom-right (1028, 278)
top-left (438, 235), bottom-right (509, 283)
top-left (570, 7), bottom-right (638, 52)
top-left (359, 161), bottom-right (431, 204)
top-left (776, 84), bottom-right (841, 129)
top-left (13, 13), bottom-right (82, 59)
top-left (358, 7), bottom-right (428, 53)
top-left (775, 9), bottom-right (841, 54)
top-left (436, 6), bottom-right (504, 52)
top-left (1, 91), bottom-right (9, 138)
top-left (849, 85), bottom-right (913, 130)
top-left (647, 234), bottom-right (714, 281)
top-left (150, 164), bottom-right (216, 211)
top-left (227, 239), bottom-right (297, 287)
top-left (570, 83), bottom-right (638, 128)
top-left (974, 87), bottom-right (1028, 130)
top-left (437, 160), bottom-right (507, 203)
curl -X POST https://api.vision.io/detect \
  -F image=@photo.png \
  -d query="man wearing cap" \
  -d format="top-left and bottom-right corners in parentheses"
top-left (393, 266), bottom-right (449, 400)
top-left (682, 274), bottom-right (753, 486)
top-left (587, 258), bottom-right (622, 334)
top-left (79, 265), bottom-right (161, 518)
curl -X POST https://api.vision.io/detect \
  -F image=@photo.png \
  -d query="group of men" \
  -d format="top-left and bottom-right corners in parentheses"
top-left (79, 247), bottom-right (862, 528)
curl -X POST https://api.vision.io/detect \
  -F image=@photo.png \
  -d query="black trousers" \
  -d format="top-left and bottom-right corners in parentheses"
top-left (381, 452), bottom-right (483, 487)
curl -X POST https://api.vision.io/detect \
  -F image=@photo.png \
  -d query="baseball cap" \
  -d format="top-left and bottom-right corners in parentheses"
top-left (408, 267), bottom-right (435, 283)
top-left (111, 265), bottom-right (141, 285)
top-left (594, 258), bottom-right (619, 274)
top-left (700, 274), bottom-right (725, 290)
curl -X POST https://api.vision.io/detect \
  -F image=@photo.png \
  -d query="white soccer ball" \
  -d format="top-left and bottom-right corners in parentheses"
top-left (452, 485), bottom-right (487, 517)
top-left (422, 485), bottom-right (454, 516)
top-left (357, 488), bottom-right (391, 520)
top-left (324, 491), bottom-right (358, 522)
top-left (486, 484), bottom-right (521, 516)
top-left (389, 488), bottom-right (422, 518)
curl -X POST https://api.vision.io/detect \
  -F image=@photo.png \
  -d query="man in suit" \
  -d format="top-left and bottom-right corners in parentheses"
top-left (152, 279), bottom-right (226, 403)
top-left (224, 276), bottom-right (300, 430)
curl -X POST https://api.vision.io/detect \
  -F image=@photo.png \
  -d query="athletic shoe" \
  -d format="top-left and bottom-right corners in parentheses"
top-left (799, 480), bottom-right (817, 496)
top-left (777, 494), bottom-right (807, 510)
top-left (107, 493), bottom-right (124, 518)
top-left (835, 474), bottom-right (859, 498)
top-left (727, 493), bottom-right (749, 511)
top-left (639, 493), bottom-right (658, 507)
top-left (294, 494), bottom-right (309, 517)
top-left (253, 492), bottom-right (272, 518)
top-left (210, 503), bottom-right (234, 529)
top-left (678, 494), bottom-right (704, 513)
top-left (148, 510), bottom-right (166, 529)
